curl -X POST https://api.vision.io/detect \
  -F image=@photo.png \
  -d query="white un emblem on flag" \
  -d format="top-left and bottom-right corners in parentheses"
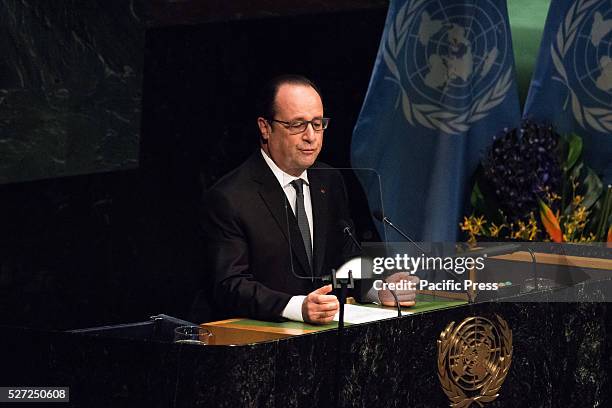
top-left (383, 0), bottom-right (513, 134)
top-left (551, 0), bottom-right (612, 133)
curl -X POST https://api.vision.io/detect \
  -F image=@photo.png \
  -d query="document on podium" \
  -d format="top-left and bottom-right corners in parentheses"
top-left (333, 304), bottom-right (412, 324)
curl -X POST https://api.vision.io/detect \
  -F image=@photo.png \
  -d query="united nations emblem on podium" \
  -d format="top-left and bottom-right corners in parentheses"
top-left (437, 315), bottom-right (512, 407)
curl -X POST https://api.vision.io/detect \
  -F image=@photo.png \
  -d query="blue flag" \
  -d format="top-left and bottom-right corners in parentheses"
top-left (524, 0), bottom-right (612, 182)
top-left (351, 0), bottom-right (521, 241)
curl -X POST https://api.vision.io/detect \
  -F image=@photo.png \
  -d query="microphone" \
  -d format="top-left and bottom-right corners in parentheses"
top-left (338, 219), bottom-right (362, 251)
top-left (345, 217), bottom-right (400, 316)
top-left (372, 210), bottom-right (426, 254)
top-left (372, 211), bottom-right (468, 304)
top-left (290, 218), bottom-right (362, 282)
top-left (372, 211), bottom-right (525, 303)
top-left (373, 211), bottom-right (522, 259)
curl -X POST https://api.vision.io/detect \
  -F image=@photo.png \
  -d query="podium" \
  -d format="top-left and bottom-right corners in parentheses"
top-left (1, 253), bottom-right (612, 407)
top-left (201, 298), bottom-right (465, 345)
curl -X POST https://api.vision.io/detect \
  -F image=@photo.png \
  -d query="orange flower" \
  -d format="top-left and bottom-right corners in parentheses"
top-left (607, 225), bottom-right (612, 248)
top-left (539, 200), bottom-right (563, 243)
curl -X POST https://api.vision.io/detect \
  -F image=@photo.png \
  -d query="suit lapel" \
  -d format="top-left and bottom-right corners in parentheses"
top-left (309, 170), bottom-right (329, 277)
top-left (249, 153), bottom-right (312, 277)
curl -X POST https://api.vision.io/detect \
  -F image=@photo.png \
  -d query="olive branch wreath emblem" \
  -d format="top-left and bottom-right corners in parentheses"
top-left (437, 315), bottom-right (513, 408)
top-left (551, 0), bottom-right (612, 132)
top-left (382, 0), bottom-right (513, 135)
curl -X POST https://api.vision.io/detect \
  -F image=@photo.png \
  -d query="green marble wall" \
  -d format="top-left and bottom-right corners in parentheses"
top-left (0, 0), bottom-right (145, 184)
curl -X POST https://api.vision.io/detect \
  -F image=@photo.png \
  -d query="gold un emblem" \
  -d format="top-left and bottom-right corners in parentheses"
top-left (437, 315), bottom-right (512, 407)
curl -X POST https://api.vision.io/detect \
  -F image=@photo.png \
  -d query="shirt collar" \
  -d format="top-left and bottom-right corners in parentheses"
top-left (260, 149), bottom-right (309, 188)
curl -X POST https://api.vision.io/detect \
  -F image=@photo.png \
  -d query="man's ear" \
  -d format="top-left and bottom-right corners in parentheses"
top-left (257, 117), bottom-right (270, 143)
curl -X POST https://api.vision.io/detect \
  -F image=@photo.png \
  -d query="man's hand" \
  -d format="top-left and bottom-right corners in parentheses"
top-left (378, 272), bottom-right (420, 307)
top-left (302, 284), bottom-right (339, 324)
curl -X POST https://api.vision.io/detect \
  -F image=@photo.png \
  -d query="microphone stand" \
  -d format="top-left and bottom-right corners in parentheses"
top-left (331, 269), bottom-right (354, 408)
top-left (382, 278), bottom-right (402, 317)
top-left (331, 270), bottom-right (354, 330)
top-left (374, 212), bottom-right (523, 303)
top-left (527, 247), bottom-right (539, 291)
top-left (374, 211), bottom-right (427, 254)
top-left (342, 223), bottom-right (402, 317)
top-left (374, 212), bottom-right (432, 309)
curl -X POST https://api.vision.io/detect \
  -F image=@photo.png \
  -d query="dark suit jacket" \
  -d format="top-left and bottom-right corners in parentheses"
top-left (197, 151), bottom-right (357, 322)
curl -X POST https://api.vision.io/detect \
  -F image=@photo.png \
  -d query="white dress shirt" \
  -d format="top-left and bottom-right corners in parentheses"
top-left (260, 149), bottom-right (312, 322)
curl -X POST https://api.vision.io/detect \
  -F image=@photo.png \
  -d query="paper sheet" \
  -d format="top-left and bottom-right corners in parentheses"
top-left (333, 304), bottom-right (412, 324)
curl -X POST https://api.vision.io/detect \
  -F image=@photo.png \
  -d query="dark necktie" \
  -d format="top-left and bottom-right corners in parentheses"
top-left (291, 179), bottom-right (313, 269)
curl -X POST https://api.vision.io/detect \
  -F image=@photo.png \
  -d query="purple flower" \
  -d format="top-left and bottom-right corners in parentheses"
top-left (482, 121), bottom-right (562, 221)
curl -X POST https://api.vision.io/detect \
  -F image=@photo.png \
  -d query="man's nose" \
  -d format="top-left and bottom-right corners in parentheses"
top-left (302, 123), bottom-right (317, 141)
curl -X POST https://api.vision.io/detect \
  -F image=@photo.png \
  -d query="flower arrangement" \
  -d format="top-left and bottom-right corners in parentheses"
top-left (461, 121), bottom-right (612, 244)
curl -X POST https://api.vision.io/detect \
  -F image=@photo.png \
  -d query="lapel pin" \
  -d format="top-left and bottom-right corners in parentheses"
top-left (320, 187), bottom-right (326, 194)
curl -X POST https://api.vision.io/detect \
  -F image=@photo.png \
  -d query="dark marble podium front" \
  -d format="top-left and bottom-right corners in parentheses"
top-left (2, 287), bottom-right (611, 407)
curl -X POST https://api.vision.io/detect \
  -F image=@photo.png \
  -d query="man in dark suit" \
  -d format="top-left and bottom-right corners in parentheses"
top-left (198, 75), bottom-right (415, 324)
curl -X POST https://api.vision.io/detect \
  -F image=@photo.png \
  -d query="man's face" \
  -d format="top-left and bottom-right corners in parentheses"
top-left (258, 83), bottom-right (324, 176)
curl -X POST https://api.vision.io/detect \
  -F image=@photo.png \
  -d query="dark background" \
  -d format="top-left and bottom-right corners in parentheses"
top-left (0, 0), bottom-right (144, 183)
top-left (0, 1), bottom-right (388, 330)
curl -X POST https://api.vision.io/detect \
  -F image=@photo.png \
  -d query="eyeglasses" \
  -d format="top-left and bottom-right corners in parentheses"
top-left (268, 117), bottom-right (330, 134)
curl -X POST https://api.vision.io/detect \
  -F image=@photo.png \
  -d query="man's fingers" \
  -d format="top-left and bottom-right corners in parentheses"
top-left (311, 294), bottom-right (338, 304)
top-left (377, 273), bottom-right (419, 307)
top-left (308, 286), bottom-right (338, 304)
top-left (312, 301), bottom-right (339, 312)
top-left (303, 308), bottom-right (337, 324)
top-left (312, 284), bottom-right (333, 295)
top-left (379, 289), bottom-right (416, 298)
top-left (316, 310), bottom-right (337, 318)
top-left (302, 288), bottom-right (339, 324)
top-left (381, 300), bottom-right (416, 307)
top-left (386, 272), bottom-right (419, 284)
top-left (380, 288), bottom-right (417, 307)
top-left (319, 309), bottom-right (338, 322)
top-left (395, 291), bottom-right (416, 300)
top-left (305, 298), bottom-right (338, 312)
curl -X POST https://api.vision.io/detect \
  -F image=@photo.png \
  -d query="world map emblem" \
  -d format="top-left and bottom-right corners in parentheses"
top-left (551, 0), bottom-right (612, 132)
top-left (437, 315), bottom-right (512, 408)
top-left (383, 0), bottom-right (514, 134)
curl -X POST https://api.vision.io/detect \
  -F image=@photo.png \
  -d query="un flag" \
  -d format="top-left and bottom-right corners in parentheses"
top-left (524, 0), bottom-right (612, 183)
top-left (351, 0), bottom-right (521, 241)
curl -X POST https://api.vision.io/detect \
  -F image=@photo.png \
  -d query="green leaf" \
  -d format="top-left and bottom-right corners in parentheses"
top-left (565, 132), bottom-right (583, 171)
top-left (471, 181), bottom-right (486, 212)
top-left (582, 168), bottom-right (603, 209)
top-left (569, 162), bottom-right (583, 182)
top-left (596, 186), bottom-right (612, 240)
top-left (585, 200), bottom-right (602, 234)
top-left (471, 166), bottom-right (505, 225)
top-left (563, 161), bottom-right (584, 215)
